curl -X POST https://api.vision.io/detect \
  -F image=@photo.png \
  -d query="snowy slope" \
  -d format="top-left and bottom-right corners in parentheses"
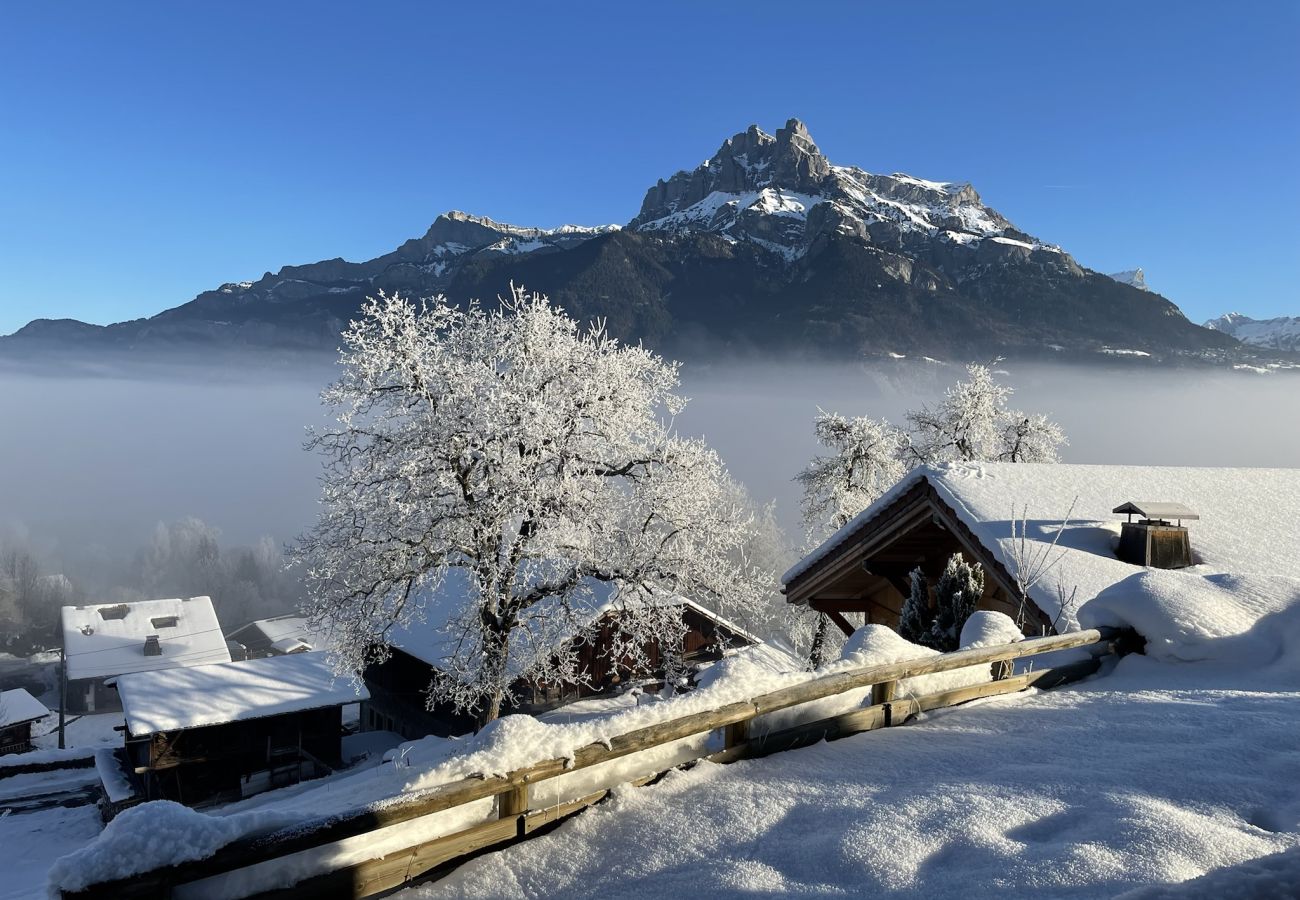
top-left (407, 596), bottom-right (1300, 899)
top-left (1204, 312), bottom-right (1300, 352)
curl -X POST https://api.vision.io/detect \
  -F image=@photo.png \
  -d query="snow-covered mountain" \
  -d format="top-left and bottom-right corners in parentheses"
top-left (630, 120), bottom-right (1058, 265)
top-left (1107, 269), bottom-right (1150, 291)
top-left (1204, 312), bottom-right (1300, 352)
top-left (1, 118), bottom-right (1245, 363)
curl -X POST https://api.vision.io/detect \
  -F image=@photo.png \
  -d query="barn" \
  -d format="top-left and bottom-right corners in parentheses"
top-left (115, 651), bottom-right (367, 806)
top-left (362, 575), bottom-right (764, 740)
top-left (60, 596), bottom-right (231, 713)
top-left (784, 461), bottom-right (1300, 639)
top-left (0, 688), bottom-right (50, 755)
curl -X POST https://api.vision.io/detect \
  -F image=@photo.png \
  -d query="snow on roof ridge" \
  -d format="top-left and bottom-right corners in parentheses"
top-left (0, 687), bottom-right (51, 727)
top-left (60, 596), bottom-right (231, 681)
top-left (115, 651), bottom-right (367, 735)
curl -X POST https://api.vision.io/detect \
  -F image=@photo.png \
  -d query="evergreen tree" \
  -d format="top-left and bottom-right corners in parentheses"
top-left (930, 554), bottom-right (985, 651)
top-left (898, 567), bottom-right (931, 646)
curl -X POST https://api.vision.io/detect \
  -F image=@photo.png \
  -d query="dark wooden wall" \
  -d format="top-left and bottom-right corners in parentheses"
top-left (127, 706), bottom-right (344, 806)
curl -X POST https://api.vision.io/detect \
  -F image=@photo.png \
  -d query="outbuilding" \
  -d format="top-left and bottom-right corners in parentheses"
top-left (226, 614), bottom-right (323, 659)
top-left (0, 688), bottom-right (50, 755)
top-left (363, 574), bottom-right (764, 739)
top-left (784, 462), bottom-right (1300, 638)
top-left (115, 651), bottom-right (367, 806)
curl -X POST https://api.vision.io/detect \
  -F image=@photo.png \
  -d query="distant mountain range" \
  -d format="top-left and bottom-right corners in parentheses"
top-left (1203, 312), bottom-right (1300, 352)
top-left (1, 118), bottom-right (1277, 366)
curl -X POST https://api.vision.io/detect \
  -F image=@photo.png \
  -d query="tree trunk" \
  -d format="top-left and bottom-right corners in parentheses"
top-left (809, 613), bottom-right (830, 669)
top-left (475, 611), bottom-right (512, 731)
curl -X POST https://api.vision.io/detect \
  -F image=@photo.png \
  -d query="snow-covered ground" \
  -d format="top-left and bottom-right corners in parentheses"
top-left (15, 546), bottom-right (1300, 898)
top-left (408, 655), bottom-right (1300, 898)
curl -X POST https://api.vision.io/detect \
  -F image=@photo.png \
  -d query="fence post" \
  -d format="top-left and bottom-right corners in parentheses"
top-left (723, 719), bottom-right (750, 750)
top-left (499, 782), bottom-right (529, 825)
top-left (871, 679), bottom-right (898, 726)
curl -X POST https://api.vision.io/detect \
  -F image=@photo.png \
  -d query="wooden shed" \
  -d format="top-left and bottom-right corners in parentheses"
top-left (0, 688), bottom-right (50, 755)
top-left (784, 474), bottom-right (1054, 639)
top-left (364, 588), bottom-right (761, 740)
top-left (115, 652), bottom-right (367, 806)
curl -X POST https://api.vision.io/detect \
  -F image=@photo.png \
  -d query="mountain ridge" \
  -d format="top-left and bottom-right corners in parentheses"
top-left (2, 118), bottom-right (1256, 365)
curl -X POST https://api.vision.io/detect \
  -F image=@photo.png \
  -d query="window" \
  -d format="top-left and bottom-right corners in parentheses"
top-left (150, 616), bottom-right (179, 629)
top-left (97, 604), bottom-right (130, 621)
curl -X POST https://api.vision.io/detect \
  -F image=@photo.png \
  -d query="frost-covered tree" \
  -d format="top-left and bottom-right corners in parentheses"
top-left (296, 287), bottom-right (771, 726)
top-left (796, 411), bottom-right (906, 541)
top-left (929, 554), bottom-right (984, 651)
top-left (898, 556), bottom-right (983, 652)
top-left (898, 567), bottom-right (930, 646)
top-left (903, 363), bottom-right (1065, 465)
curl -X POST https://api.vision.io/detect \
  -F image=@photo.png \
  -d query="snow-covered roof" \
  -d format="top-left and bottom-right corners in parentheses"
top-left (228, 615), bottom-right (324, 654)
top-left (1112, 501), bottom-right (1199, 521)
top-left (785, 462), bottom-right (1300, 630)
top-left (0, 687), bottom-right (50, 727)
top-left (115, 651), bottom-right (368, 735)
top-left (384, 568), bottom-right (760, 677)
top-left (61, 597), bottom-right (231, 681)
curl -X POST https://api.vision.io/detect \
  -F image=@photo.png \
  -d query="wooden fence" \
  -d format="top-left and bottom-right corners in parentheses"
top-left (63, 626), bottom-right (1137, 899)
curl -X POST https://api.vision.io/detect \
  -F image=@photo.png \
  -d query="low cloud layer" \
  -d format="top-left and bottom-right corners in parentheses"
top-left (1, 360), bottom-right (1296, 570)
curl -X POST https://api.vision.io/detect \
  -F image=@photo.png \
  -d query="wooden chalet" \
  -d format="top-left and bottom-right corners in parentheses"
top-left (784, 462), bottom-right (1300, 643)
top-left (785, 472), bottom-right (1051, 638)
top-left (60, 596), bottom-right (231, 713)
top-left (364, 582), bottom-right (763, 740)
top-left (0, 688), bottom-right (50, 755)
top-left (115, 652), bottom-right (366, 806)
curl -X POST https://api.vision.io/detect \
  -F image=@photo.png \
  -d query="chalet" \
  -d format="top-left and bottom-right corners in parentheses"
top-left (60, 596), bottom-right (231, 712)
top-left (363, 574), bottom-right (765, 739)
top-left (115, 651), bottom-right (367, 806)
top-left (784, 462), bottom-right (1300, 638)
top-left (0, 688), bottom-right (50, 755)
top-left (226, 614), bottom-right (323, 659)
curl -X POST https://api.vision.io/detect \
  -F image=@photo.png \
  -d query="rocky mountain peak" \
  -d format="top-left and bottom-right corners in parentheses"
top-left (632, 118), bottom-right (834, 226)
top-left (1108, 268), bottom-right (1150, 291)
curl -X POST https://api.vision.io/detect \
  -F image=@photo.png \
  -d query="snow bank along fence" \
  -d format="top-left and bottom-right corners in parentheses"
top-left (62, 626), bottom-right (1138, 900)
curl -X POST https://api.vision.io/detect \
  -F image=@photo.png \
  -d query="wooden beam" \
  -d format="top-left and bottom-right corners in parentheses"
top-left (826, 611), bottom-right (855, 637)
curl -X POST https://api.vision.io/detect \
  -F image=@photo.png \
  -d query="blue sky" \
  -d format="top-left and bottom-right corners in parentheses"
top-left (1, 1), bottom-right (1296, 335)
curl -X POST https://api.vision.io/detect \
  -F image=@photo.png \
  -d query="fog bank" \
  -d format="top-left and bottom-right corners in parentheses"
top-left (1, 361), bottom-right (1296, 570)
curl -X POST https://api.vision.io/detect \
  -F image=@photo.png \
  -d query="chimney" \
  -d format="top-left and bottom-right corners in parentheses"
top-left (143, 634), bottom-right (162, 656)
top-left (1113, 501), bottom-right (1197, 569)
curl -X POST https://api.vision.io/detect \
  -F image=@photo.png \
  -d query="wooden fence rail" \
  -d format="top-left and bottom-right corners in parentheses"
top-left (64, 626), bottom-right (1136, 900)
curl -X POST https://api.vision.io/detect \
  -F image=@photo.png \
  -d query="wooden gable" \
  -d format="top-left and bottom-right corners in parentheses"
top-left (784, 478), bottom-right (1054, 637)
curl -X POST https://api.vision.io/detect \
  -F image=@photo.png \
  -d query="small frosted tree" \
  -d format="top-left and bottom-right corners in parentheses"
top-left (795, 411), bottom-right (904, 664)
top-left (796, 411), bottom-right (906, 541)
top-left (903, 363), bottom-right (1065, 465)
top-left (898, 556), bottom-right (983, 652)
top-left (898, 567), bottom-right (930, 646)
top-left (296, 287), bottom-right (771, 727)
top-left (930, 554), bottom-right (984, 651)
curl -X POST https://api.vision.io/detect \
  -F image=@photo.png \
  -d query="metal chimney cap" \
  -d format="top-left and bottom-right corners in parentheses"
top-left (1113, 501), bottom-right (1199, 521)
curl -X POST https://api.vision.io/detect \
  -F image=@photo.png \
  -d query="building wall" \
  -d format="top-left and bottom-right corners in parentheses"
top-left (65, 677), bottom-right (122, 714)
top-left (130, 706), bottom-right (345, 806)
top-left (0, 722), bottom-right (34, 755)
top-left (364, 609), bottom-right (751, 738)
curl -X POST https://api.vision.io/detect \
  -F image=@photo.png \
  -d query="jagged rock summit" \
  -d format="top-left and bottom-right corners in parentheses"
top-left (2, 118), bottom-right (1248, 364)
top-left (1108, 269), bottom-right (1150, 291)
top-left (1204, 312), bottom-right (1300, 352)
